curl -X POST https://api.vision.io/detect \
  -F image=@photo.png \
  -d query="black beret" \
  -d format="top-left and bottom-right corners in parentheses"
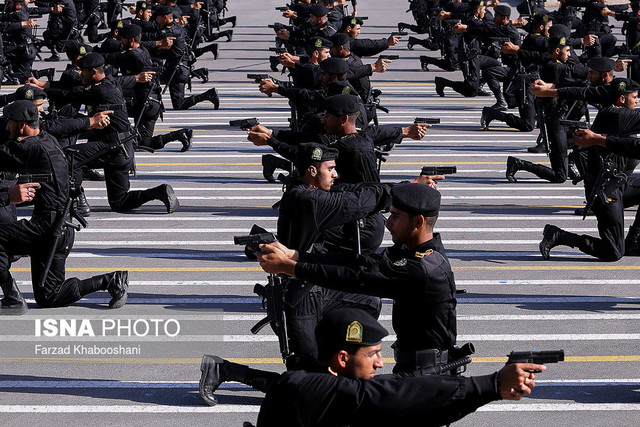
top-left (330, 32), bottom-right (351, 49)
top-left (494, 5), bottom-right (511, 17)
top-left (324, 94), bottom-right (360, 116)
top-left (294, 143), bottom-right (339, 173)
top-left (77, 52), bottom-right (105, 69)
top-left (135, 1), bottom-right (149, 11)
top-left (119, 24), bottom-right (142, 39)
top-left (587, 57), bottom-right (616, 73)
top-left (319, 57), bottom-right (349, 76)
top-left (342, 16), bottom-right (364, 27)
top-left (308, 37), bottom-right (333, 50)
top-left (64, 41), bottom-right (92, 59)
top-left (155, 5), bottom-right (173, 16)
top-left (109, 18), bottom-right (132, 31)
top-left (548, 24), bottom-right (570, 38)
top-left (309, 3), bottom-right (329, 17)
top-left (327, 81), bottom-right (357, 96)
top-left (531, 13), bottom-right (552, 27)
top-left (548, 35), bottom-right (568, 49)
top-left (611, 78), bottom-right (640, 95)
top-left (15, 85), bottom-right (47, 101)
top-left (391, 183), bottom-right (441, 217)
top-left (315, 308), bottom-right (388, 353)
top-left (3, 100), bottom-right (39, 122)
top-left (469, 0), bottom-right (485, 9)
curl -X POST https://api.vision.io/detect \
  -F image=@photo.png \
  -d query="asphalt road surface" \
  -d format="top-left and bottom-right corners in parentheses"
top-left (1, 1), bottom-right (639, 426)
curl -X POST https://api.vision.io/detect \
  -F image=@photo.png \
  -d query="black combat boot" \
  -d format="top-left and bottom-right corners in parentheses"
top-left (149, 129), bottom-right (192, 152)
top-left (194, 43), bottom-right (218, 59)
top-left (181, 88), bottom-right (220, 110)
top-left (208, 29), bottom-right (233, 42)
top-left (434, 76), bottom-right (450, 97)
top-left (491, 92), bottom-right (508, 111)
top-left (91, 271), bottom-right (128, 308)
top-left (191, 67), bottom-right (209, 83)
top-left (539, 224), bottom-right (577, 260)
top-left (505, 156), bottom-right (523, 182)
top-left (199, 355), bottom-right (277, 406)
top-left (82, 167), bottom-right (105, 181)
top-left (32, 67), bottom-right (55, 81)
top-left (625, 226), bottom-right (640, 256)
top-left (218, 16), bottom-right (236, 28)
top-left (75, 190), bottom-right (91, 217)
top-left (480, 106), bottom-right (506, 130)
top-left (1, 278), bottom-right (28, 315)
top-left (150, 184), bottom-right (180, 213)
top-left (262, 154), bottom-right (290, 183)
top-left (408, 37), bottom-right (430, 50)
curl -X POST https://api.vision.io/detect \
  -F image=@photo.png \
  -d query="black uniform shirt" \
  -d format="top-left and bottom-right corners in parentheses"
top-left (295, 234), bottom-right (457, 352)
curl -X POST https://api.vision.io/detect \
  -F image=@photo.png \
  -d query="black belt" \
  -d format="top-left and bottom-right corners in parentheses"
top-left (393, 345), bottom-right (448, 368)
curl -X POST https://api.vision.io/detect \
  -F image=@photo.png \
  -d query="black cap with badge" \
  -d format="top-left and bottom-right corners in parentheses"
top-left (315, 308), bottom-right (389, 359)
top-left (294, 142), bottom-right (339, 176)
top-left (391, 183), bottom-right (441, 217)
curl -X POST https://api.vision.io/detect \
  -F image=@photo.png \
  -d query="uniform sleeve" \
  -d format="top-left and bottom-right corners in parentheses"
top-left (295, 251), bottom-right (428, 299)
top-left (606, 136), bottom-right (640, 159)
top-left (350, 37), bottom-right (389, 57)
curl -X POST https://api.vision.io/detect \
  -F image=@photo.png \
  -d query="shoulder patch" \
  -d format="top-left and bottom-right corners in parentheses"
top-left (393, 258), bottom-right (407, 267)
top-left (414, 249), bottom-right (433, 259)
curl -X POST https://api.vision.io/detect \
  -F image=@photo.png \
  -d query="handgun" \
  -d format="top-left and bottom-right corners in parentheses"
top-left (619, 54), bottom-right (639, 62)
top-left (516, 72), bottom-right (540, 81)
top-left (490, 37), bottom-right (512, 45)
top-left (275, 6), bottom-right (289, 12)
top-left (507, 350), bottom-right (565, 372)
top-left (248, 73), bottom-right (271, 82)
top-left (268, 23), bottom-right (290, 32)
top-left (269, 47), bottom-right (287, 54)
top-left (234, 232), bottom-right (277, 246)
top-left (17, 173), bottom-right (53, 184)
top-left (391, 31), bottom-right (408, 36)
top-left (421, 166), bottom-right (457, 175)
top-left (379, 55), bottom-right (399, 60)
top-left (414, 117), bottom-right (440, 124)
top-left (229, 118), bottom-right (260, 130)
top-left (558, 120), bottom-right (590, 133)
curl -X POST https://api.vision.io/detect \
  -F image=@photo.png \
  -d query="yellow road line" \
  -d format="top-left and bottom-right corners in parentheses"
top-left (1, 356), bottom-right (638, 364)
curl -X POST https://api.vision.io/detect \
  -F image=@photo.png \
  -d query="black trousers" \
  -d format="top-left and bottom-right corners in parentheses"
top-left (73, 139), bottom-right (155, 212)
top-left (0, 217), bottom-right (84, 307)
top-left (573, 176), bottom-right (640, 261)
top-left (285, 286), bottom-right (381, 365)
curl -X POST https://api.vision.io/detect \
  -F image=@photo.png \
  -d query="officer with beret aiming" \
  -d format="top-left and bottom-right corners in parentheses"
top-left (258, 182), bottom-right (457, 376)
top-left (202, 309), bottom-right (547, 426)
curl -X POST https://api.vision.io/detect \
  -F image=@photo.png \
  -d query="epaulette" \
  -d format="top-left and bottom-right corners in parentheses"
top-left (414, 249), bottom-right (433, 259)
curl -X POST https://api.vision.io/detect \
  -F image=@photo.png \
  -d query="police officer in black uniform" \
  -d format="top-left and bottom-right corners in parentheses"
top-left (253, 308), bottom-right (545, 426)
top-left (540, 79), bottom-right (640, 262)
top-left (106, 24), bottom-right (193, 151)
top-left (41, 0), bottom-right (77, 61)
top-left (61, 53), bottom-right (180, 214)
top-left (259, 182), bottom-right (457, 376)
top-left (0, 100), bottom-right (128, 314)
top-left (0, 0), bottom-right (39, 80)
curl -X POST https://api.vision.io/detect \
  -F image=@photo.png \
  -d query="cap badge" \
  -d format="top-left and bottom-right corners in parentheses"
top-left (345, 321), bottom-right (363, 343)
top-left (311, 147), bottom-right (323, 161)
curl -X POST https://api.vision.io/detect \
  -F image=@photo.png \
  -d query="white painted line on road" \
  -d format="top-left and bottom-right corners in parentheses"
top-left (2, 379), bottom-right (637, 389)
top-left (1, 403), bottom-right (639, 413)
top-left (0, 405), bottom-right (261, 413)
top-left (71, 227), bottom-right (600, 234)
top-left (82, 186), bottom-right (585, 192)
top-left (66, 239), bottom-right (550, 245)
top-left (72, 216), bottom-right (637, 222)
top-left (477, 403), bottom-right (640, 412)
top-left (23, 296), bottom-right (639, 305)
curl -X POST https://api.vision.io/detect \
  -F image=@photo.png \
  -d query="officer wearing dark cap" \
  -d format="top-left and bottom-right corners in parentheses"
top-left (342, 15), bottom-right (402, 59)
top-left (133, 1), bottom-right (154, 31)
top-left (0, 100), bottom-right (129, 313)
top-left (541, 80), bottom-right (640, 262)
top-left (259, 181), bottom-right (458, 377)
top-left (201, 310), bottom-right (547, 426)
top-left (434, 1), bottom-right (518, 111)
top-left (508, 24), bottom-right (591, 179)
top-left (54, 51), bottom-right (180, 215)
top-left (41, 0), bottom-right (77, 61)
top-left (145, 4), bottom-right (220, 110)
top-left (276, 1), bottom-right (336, 52)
